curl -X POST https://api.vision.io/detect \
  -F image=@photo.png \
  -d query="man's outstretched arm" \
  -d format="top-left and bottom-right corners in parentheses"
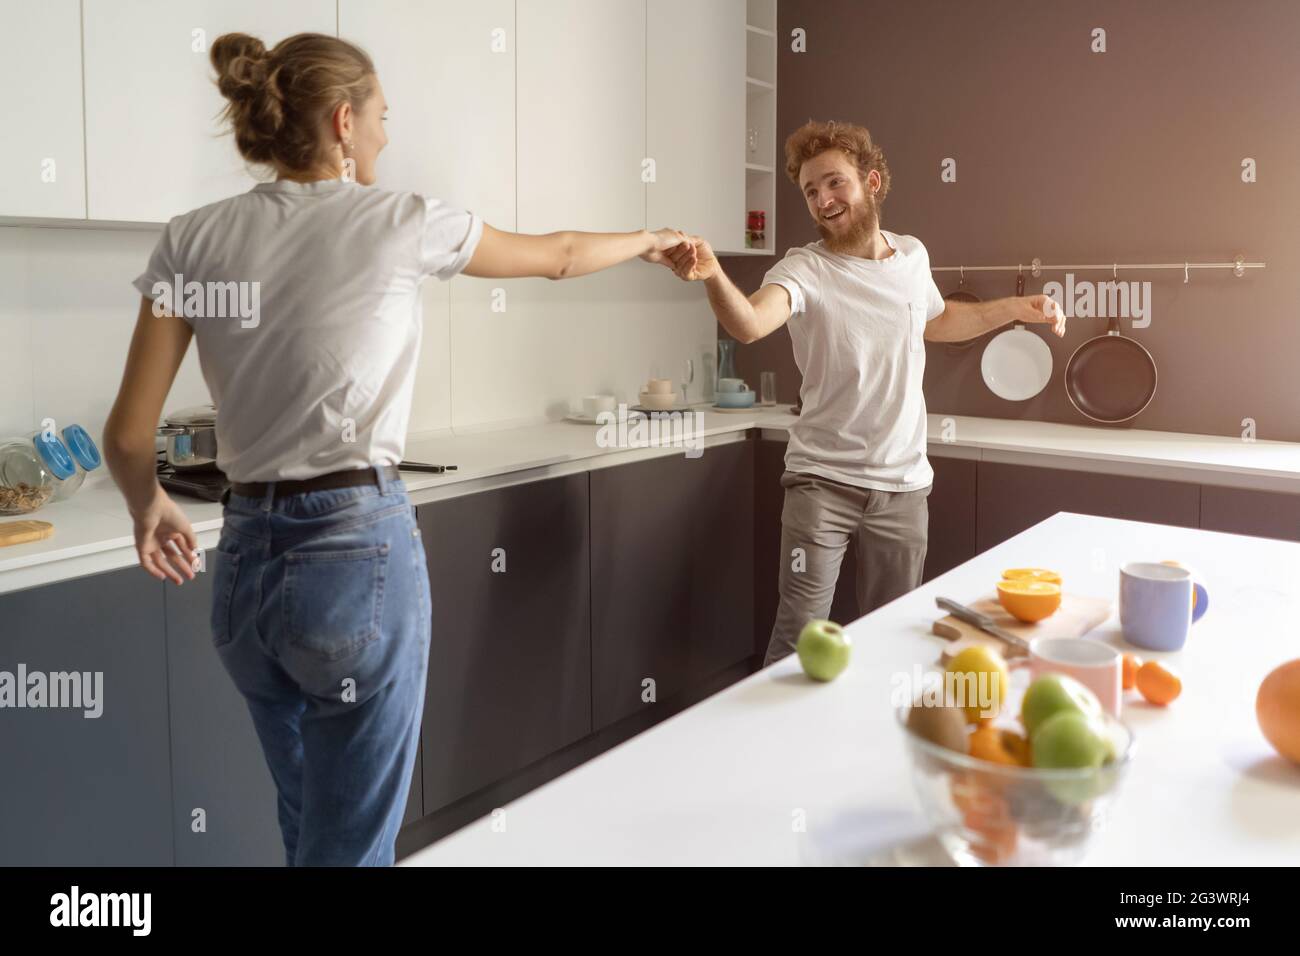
top-left (924, 296), bottom-right (1066, 343)
top-left (667, 236), bottom-right (792, 344)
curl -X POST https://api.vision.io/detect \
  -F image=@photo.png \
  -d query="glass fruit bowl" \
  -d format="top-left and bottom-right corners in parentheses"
top-left (896, 705), bottom-right (1136, 866)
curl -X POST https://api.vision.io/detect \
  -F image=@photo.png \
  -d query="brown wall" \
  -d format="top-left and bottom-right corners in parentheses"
top-left (722, 0), bottom-right (1300, 440)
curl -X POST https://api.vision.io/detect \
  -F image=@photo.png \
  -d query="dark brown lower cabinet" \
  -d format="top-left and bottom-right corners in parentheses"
top-left (976, 460), bottom-right (1201, 551)
top-left (417, 474), bottom-right (592, 814)
top-left (0, 569), bottom-right (172, 865)
top-left (923, 455), bottom-right (979, 582)
top-left (1198, 484), bottom-right (1300, 542)
top-left (590, 439), bottom-right (754, 730)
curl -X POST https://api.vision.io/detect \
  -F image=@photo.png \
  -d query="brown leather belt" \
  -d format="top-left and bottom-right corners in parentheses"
top-left (229, 464), bottom-right (401, 500)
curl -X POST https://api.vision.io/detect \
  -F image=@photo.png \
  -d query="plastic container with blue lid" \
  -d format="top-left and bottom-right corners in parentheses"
top-left (31, 430), bottom-right (84, 502)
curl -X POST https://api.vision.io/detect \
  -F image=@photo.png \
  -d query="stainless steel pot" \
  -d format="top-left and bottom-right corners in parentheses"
top-left (158, 404), bottom-right (219, 472)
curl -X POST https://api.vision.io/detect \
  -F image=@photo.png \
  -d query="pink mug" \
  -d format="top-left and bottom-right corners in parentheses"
top-left (1027, 637), bottom-right (1123, 717)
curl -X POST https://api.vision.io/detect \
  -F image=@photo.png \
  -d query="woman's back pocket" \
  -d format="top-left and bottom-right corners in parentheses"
top-left (283, 544), bottom-right (390, 661)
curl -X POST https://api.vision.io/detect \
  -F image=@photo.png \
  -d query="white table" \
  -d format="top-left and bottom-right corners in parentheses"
top-left (409, 511), bottom-right (1300, 865)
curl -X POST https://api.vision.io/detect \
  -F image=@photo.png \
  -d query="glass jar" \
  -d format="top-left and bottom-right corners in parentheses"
top-left (0, 438), bottom-right (56, 515)
top-left (31, 429), bottom-right (82, 502)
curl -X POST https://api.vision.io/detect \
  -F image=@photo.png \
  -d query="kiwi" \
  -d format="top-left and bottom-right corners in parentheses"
top-left (906, 701), bottom-right (970, 754)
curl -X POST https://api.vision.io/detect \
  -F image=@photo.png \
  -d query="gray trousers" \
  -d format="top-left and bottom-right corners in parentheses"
top-left (765, 471), bottom-right (930, 666)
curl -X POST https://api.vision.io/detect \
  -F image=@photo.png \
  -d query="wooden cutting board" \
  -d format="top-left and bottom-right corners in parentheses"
top-left (0, 520), bottom-right (54, 548)
top-left (934, 593), bottom-right (1113, 661)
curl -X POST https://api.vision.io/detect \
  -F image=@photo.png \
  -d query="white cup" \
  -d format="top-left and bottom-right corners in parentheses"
top-left (646, 379), bottom-right (674, 395)
top-left (582, 394), bottom-right (616, 418)
top-left (1028, 637), bottom-right (1123, 717)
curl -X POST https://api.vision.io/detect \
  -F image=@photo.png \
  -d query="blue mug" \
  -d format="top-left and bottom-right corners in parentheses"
top-left (1119, 561), bottom-right (1209, 652)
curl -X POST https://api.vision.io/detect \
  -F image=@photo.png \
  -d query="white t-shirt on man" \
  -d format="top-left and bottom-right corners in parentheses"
top-left (761, 229), bottom-right (945, 492)
top-left (134, 178), bottom-right (483, 482)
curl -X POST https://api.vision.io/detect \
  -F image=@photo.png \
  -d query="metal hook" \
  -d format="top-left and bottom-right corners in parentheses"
top-left (1184, 262), bottom-right (1189, 284)
top-left (1018, 263), bottom-right (1023, 277)
top-left (959, 265), bottom-right (965, 281)
top-left (1233, 255), bottom-right (1246, 278)
top-left (1031, 257), bottom-right (1042, 278)
top-left (1113, 263), bottom-right (1117, 279)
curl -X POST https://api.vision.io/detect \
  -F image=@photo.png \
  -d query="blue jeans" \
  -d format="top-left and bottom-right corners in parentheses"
top-left (209, 467), bottom-right (431, 866)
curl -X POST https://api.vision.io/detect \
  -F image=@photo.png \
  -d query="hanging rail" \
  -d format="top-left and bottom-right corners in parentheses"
top-left (932, 256), bottom-right (1264, 280)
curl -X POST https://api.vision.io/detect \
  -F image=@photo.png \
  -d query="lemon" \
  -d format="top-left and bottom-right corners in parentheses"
top-left (944, 645), bottom-right (1010, 723)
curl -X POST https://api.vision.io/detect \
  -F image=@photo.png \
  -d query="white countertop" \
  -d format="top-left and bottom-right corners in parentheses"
top-left (4, 406), bottom-right (1300, 594)
top-left (401, 512), bottom-right (1300, 866)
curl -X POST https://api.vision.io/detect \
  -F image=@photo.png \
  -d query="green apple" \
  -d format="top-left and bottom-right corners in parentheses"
top-left (1031, 711), bottom-right (1110, 770)
top-left (1021, 673), bottom-right (1103, 738)
top-left (796, 619), bottom-right (851, 682)
top-left (1032, 710), bottom-right (1113, 805)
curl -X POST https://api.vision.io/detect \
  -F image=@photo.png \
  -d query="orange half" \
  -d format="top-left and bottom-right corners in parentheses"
top-left (996, 579), bottom-right (1062, 623)
top-left (1001, 567), bottom-right (1063, 586)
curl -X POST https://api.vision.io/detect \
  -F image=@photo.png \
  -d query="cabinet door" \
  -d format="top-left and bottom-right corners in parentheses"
top-left (339, 0), bottom-right (515, 229)
top-left (591, 441), bottom-right (754, 729)
top-left (418, 475), bottom-right (592, 813)
top-left (1199, 485), bottom-right (1300, 543)
top-left (646, 0), bottom-right (745, 250)
top-left (83, 0), bottom-right (336, 223)
top-left (0, 0), bottom-right (86, 218)
top-left (923, 455), bottom-right (979, 582)
top-left (164, 567), bottom-right (283, 865)
top-left (977, 461), bottom-right (1201, 552)
top-left (0, 569), bottom-right (172, 864)
top-left (516, 0), bottom-right (645, 233)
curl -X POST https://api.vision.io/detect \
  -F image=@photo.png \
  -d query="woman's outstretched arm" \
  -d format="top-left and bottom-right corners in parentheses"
top-left (462, 224), bottom-right (688, 279)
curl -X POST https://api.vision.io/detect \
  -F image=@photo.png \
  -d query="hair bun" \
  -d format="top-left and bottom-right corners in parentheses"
top-left (210, 32), bottom-right (376, 173)
top-left (211, 33), bottom-right (269, 104)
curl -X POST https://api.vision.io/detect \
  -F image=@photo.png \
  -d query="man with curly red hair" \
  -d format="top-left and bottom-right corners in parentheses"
top-left (668, 120), bottom-right (1065, 665)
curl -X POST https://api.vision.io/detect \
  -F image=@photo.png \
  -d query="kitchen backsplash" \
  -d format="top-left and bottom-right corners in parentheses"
top-left (0, 224), bottom-right (716, 445)
top-left (728, 0), bottom-right (1300, 444)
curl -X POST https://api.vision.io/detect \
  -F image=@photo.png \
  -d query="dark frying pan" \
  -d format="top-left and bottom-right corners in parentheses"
top-left (942, 270), bottom-right (983, 351)
top-left (1063, 314), bottom-right (1157, 423)
top-left (945, 269), bottom-right (981, 303)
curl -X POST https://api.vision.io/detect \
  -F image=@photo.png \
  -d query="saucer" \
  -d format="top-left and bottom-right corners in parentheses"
top-left (564, 410), bottom-right (644, 425)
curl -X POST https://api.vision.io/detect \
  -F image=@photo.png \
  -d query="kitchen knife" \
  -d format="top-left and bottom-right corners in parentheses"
top-left (935, 596), bottom-right (1031, 653)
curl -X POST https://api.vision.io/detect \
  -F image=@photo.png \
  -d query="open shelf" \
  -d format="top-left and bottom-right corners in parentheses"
top-left (741, 2), bottom-right (777, 256)
top-left (747, 0), bottom-right (777, 34)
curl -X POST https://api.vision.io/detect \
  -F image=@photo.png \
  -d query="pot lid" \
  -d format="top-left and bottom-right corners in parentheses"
top-left (164, 404), bottom-right (218, 427)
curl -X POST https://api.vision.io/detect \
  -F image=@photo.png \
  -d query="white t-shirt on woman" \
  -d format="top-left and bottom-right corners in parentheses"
top-left (761, 229), bottom-right (945, 493)
top-left (133, 178), bottom-right (483, 482)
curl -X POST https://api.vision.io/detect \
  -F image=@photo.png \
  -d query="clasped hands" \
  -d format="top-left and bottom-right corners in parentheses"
top-left (640, 228), bottom-right (718, 282)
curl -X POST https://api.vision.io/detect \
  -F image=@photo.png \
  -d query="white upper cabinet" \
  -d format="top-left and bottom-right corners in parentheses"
top-left (0, 0), bottom-right (87, 219)
top-left (82, 0), bottom-right (336, 223)
top-left (339, 0), bottom-right (515, 231)
top-left (516, 0), bottom-right (646, 235)
top-left (646, 0), bottom-right (746, 252)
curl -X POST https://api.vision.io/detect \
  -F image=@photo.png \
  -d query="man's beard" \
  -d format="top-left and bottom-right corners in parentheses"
top-left (817, 193), bottom-right (879, 253)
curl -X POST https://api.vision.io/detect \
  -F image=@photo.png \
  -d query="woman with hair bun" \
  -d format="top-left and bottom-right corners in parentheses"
top-left (102, 31), bottom-right (689, 867)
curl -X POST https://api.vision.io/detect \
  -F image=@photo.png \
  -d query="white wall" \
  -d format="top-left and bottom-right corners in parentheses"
top-left (0, 225), bottom-right (717, 447)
